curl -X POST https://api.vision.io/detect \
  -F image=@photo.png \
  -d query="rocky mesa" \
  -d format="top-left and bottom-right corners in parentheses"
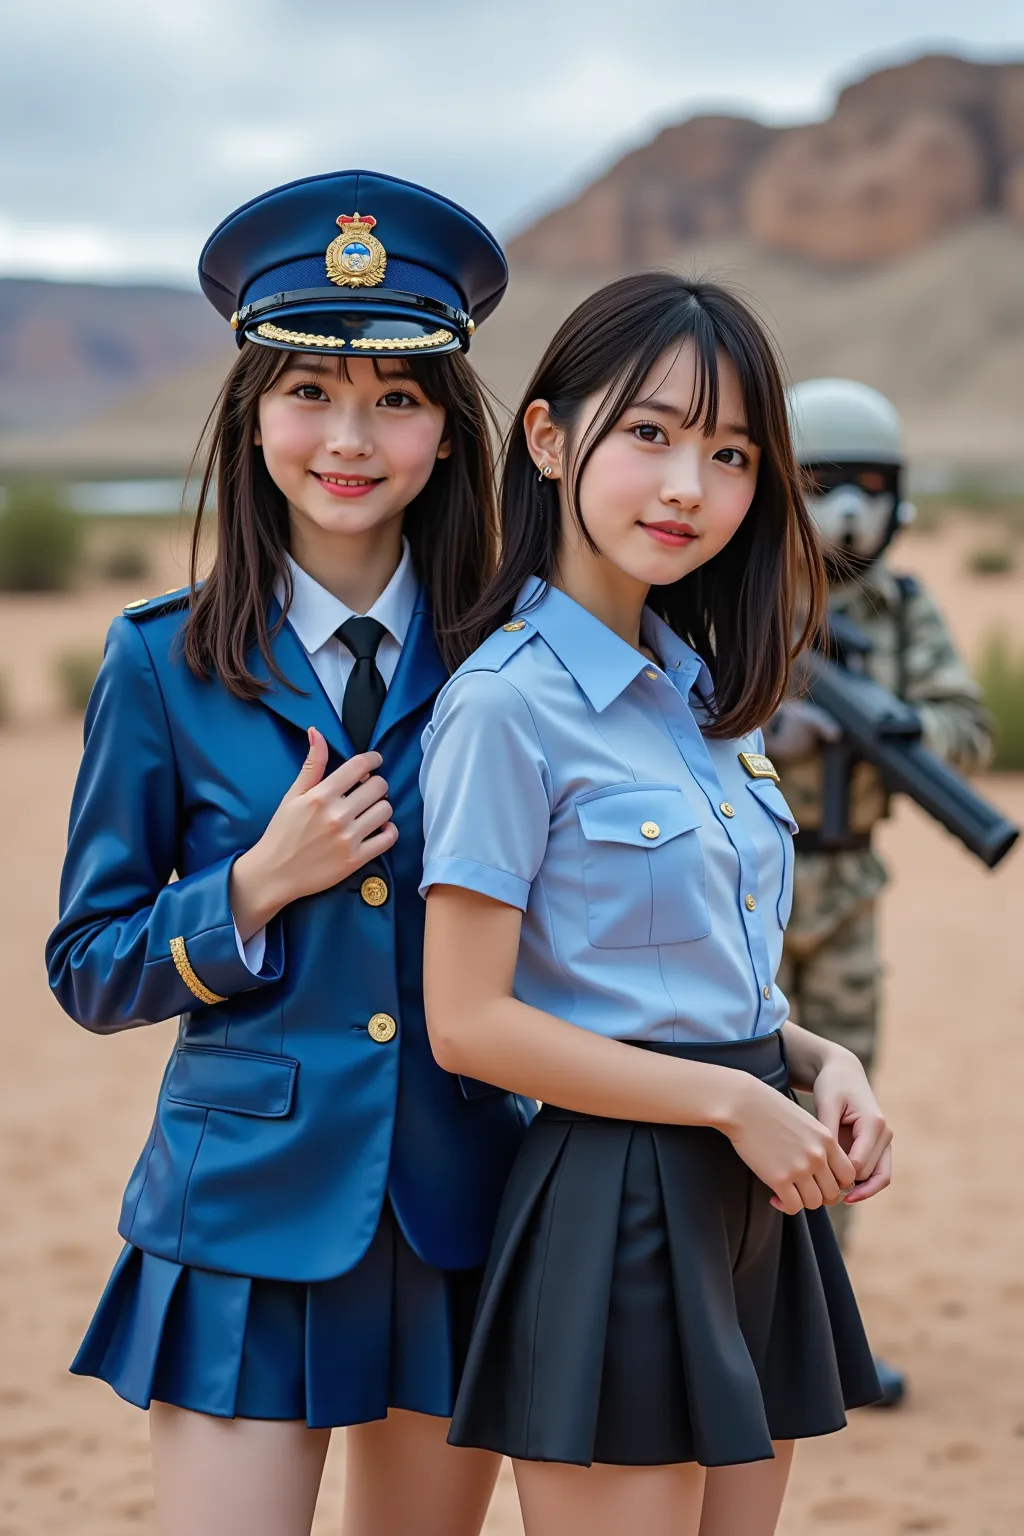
top-left (509, 54), bottom-right (1024, 270)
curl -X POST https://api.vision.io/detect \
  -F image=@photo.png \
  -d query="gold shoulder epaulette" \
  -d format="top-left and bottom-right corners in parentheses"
top-left (122, 586), bottom-right (193, 620)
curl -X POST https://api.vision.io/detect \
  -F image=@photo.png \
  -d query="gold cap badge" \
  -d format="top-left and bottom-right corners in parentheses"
top-left (326, 213), bottom-right (387, 288)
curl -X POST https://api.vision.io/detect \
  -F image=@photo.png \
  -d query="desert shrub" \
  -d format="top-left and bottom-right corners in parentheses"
top-left (55, 648), bottom-right (102, 714)
top-left (100, 542), bottom-right (151, 581)
top-left (978, 631), bottom-right (1024, 771)
top-left (965, 543), bottom-right (1016, 577)
top-left (0, 481), bottom-right (83, 591)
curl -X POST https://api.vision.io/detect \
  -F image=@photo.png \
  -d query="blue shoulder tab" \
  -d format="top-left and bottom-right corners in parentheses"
top-left (122, 585), bottom-right (194, 621)
top-left (457, 619), bottom-right (536, 675)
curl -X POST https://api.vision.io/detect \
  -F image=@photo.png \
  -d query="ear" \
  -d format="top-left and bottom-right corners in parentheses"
top-left (435, 434), bottom-right (452, 460)
top-left (254, 428), bottom-right (262, 446)
top-left (522, 400), bottom-right (563, 479)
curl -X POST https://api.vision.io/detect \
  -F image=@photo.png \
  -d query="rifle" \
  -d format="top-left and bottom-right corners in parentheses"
top-left (795, 612), bottom-right (1018, 869)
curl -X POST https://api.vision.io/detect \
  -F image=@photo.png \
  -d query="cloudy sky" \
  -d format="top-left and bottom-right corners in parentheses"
top-left (2, 0), bottom-right (1022, 286)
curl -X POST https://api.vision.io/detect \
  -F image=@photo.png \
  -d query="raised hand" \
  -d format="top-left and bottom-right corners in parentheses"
top-left (229, 727), bottom-right (397, 939)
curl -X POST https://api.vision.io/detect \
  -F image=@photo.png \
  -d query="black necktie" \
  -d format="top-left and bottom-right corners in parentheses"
top-left (337, 616), bottom-right (387, 753)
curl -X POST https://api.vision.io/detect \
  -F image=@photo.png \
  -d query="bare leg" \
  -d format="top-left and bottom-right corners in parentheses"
top-left (342, 1408), bottom-right (500, 1536)
top-left (698, 1441), bottom-right (795, 1536)
top-left (149, 1401), bottom-right (330, 1536)
top-left (512, 1459), bottom-right (706, 1536)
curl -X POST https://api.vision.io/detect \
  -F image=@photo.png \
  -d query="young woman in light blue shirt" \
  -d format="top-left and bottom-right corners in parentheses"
top-left (418, 274), bottom-right (892, 1536)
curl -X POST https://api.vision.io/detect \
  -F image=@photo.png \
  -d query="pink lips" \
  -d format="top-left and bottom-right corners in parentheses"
top-left (641, 521), bottom-right (697, 547)
top-left (311, 472), bottom-right (382, 499)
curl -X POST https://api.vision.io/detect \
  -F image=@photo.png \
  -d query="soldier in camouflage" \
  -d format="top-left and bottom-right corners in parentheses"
top-left (768, 380), bottom-right (994, 1405)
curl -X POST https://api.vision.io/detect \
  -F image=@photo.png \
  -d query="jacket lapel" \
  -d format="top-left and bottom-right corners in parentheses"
top-left (248, 599), bottom-right (354, 761)
top-left (371, 597), bottom-right (448, 749)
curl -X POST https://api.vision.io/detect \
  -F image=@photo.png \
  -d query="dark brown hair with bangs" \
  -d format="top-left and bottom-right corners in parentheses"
top-left (453, 271), bottom-right (826, 739)
top-left (182, 342), bottom-right (499, 698)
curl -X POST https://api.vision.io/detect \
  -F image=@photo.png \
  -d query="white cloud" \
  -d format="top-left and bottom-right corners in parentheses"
top-left (0, 0), bottom-right (1020, 281)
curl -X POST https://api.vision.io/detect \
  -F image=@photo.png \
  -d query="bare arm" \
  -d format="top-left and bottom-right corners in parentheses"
top-left (424, 885), bottom-right (862, 1214)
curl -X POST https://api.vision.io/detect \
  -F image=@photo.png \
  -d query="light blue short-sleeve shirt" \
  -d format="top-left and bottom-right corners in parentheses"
top-left (420, 578), bottom-right (798, 1044)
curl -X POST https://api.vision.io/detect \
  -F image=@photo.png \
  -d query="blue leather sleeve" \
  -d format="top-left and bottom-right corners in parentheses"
top-left (45, 618), bottom-right (284, 1032)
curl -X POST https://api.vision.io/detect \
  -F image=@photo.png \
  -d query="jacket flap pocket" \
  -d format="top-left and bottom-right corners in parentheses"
top-left (746, 778), bottom-right (800, 833)
top-left (576, 783), bottom-right (702, 848)
top-left (166, 1045), bottom-right (298, 1119)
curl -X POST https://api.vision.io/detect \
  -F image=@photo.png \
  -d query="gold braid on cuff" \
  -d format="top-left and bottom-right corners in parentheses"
top-left (170, 936), bottom-right (227, 1005)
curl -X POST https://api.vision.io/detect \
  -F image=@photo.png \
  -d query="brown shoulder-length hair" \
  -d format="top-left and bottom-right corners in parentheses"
top-left (452, 272), bottom-right (826, 739)
top-left (182, 342), bottom-right (499, 697)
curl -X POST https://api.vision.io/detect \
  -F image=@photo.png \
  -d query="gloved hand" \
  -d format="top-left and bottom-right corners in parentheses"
top-left (765, 698), bottom-right (842, 761)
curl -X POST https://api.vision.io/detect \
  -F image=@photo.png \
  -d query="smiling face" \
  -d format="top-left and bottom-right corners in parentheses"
top-left (539, 340), bottom-right (761, 595)
top-left (256, 354), bottom-right (450, 558)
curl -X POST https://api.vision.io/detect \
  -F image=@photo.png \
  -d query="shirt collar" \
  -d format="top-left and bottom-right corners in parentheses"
top-left (514, 576), bottom-right (712, 712)
top-left (277, 539), bottom-right (418, 657)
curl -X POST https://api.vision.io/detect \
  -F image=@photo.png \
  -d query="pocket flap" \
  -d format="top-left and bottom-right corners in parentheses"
top-left (165, 1045), bottom-right (298, 1119)
top-left (576, 783), bottom-right (702, 848)
top-left (746, 778), bottom-right (800, 834)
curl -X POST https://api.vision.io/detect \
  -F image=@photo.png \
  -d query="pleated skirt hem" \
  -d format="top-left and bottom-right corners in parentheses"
top-left (71, 1204), bottom-right (480, 1429)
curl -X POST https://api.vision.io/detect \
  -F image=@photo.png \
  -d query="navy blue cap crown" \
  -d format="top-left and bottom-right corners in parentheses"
top-left (199, 169), bottom-right (508, 357)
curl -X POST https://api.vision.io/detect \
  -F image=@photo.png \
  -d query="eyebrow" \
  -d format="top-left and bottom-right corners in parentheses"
top-left (631, 397), bottom-right (750, 438)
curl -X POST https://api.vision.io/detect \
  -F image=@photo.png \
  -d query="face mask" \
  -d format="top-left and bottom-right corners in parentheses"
top-left (801, 461), bottom-right (904, 569)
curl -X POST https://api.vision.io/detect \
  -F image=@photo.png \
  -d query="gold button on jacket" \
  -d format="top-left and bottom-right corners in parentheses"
top-left (720, 802), bottom-right (735, 818)
top-left (640, 821), bottom-right (660, 840)
top-left (360, 876), bottom-right (388, 907)
top-left (745, 894), bottom-right (757, 911)
top-left (368, 1012), bottom-right (397, 1043)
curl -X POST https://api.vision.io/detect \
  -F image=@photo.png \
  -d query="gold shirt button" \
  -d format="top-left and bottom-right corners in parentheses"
top-left (368, 1012), bottom-right (397, 1043)
top-left (745, 894), bottom-right (757, 911)
top-left (644, 668), bottom-right (659, 680)
top-left (641, 821), bottom-right (660, 840)
top-left (503, 620), bottom-right (526, 632)
top-left (763, 985), bottom-right (772, 1000)
top-left (360, 876), bottom-right (388, 907)
top-left (720, 802), bottom-right (735, 818)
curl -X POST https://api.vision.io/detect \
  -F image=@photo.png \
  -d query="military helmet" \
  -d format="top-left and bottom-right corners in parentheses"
top-left (786, 378), bottom-right (914, 570)
top-left (787, 378), bottom-right (903, 466)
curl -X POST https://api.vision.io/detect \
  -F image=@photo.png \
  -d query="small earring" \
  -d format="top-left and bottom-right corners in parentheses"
top-left (537, 464), bottom-right (553, 483)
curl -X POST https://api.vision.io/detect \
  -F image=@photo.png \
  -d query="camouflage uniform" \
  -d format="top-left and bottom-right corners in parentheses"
top-left (777, 560), bottom-right (993, 1241)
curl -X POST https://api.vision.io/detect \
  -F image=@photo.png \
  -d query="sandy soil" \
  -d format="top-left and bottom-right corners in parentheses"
top-left (1, 520), bottom-right (1022, 1534)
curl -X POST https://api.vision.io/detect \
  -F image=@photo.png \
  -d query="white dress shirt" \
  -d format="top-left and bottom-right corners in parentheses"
top-left (235, 541), bottom-right (418, 971)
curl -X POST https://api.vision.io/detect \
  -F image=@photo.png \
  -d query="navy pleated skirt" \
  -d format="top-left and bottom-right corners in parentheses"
top-left (72, 1203), bottom-right (481, 1427)
top-left (448, 1032), bottom-right (881, 1467)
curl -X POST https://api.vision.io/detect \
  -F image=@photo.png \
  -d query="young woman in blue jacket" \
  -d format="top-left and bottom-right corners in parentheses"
top-left (46, 170), bottom-right (530, 1536)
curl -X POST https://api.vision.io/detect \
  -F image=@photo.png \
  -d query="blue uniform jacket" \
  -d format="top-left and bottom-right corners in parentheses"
top-left (46, 587), bottom-right (532, 1283)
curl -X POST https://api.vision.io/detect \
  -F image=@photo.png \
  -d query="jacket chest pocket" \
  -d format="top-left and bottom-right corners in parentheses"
top-left (745, 779), bottom-right (799, 928)
top-left (576, 783), bottom-right (710, 949)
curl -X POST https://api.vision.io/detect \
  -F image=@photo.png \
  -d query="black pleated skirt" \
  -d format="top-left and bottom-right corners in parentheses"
top-left (447, 1032), bottom-right (881, 1467)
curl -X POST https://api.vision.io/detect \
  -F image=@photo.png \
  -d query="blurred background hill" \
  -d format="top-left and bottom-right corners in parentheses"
top-left (0, 51), bottom-right (1021, 483)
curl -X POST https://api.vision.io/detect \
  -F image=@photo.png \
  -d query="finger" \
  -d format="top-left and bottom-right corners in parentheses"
top-left (354, 825), bottom-right (399, 864)
top-left (811, 1159), bottom-right (842, 1206)
top-left (824, 1137), bottom-right (856, 1192)
top-left (795, 1175), bottom-right (824, 1211)
top-left (349, 798), bottom-right (394, 840)
top-left (844, 1145), bottom-right (892, 1203)
top-left (332, 774), bottom-right (389, 820)
top-left (321, 751), bottom-right (384, 796)
top-left (769, 1183), bottom-right (803, 1217)
top-left (846, 1117), bottom-right (892, 1182)
top-left (284, 727), bottom-right (329, 799)
top-left (813, 1090), bottom-right (843, 1143)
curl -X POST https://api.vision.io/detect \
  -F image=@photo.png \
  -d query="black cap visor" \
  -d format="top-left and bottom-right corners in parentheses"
top-left (241, 294), bottom-right (465, 356)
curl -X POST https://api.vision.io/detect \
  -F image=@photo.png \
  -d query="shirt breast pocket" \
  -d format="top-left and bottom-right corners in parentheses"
top-left (745, 779), bottom-right (799, 927)
top-left (576, 783), bottom-right (710, 949)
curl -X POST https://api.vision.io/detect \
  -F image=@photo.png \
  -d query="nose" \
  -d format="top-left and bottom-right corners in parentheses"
top-left (660, 445), bottom-right (703, 511)
top-left (324, 403), bottom-right (374, 459)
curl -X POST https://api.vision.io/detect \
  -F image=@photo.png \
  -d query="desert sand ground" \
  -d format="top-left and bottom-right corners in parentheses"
top-left (1, 519), bottom-right (1022, 1534)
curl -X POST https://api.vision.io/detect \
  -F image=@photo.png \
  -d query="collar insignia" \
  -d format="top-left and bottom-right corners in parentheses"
top-left (738, 751), bottom-right (780, 783)
top-left (326, 212), bottom-right (387, 288)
